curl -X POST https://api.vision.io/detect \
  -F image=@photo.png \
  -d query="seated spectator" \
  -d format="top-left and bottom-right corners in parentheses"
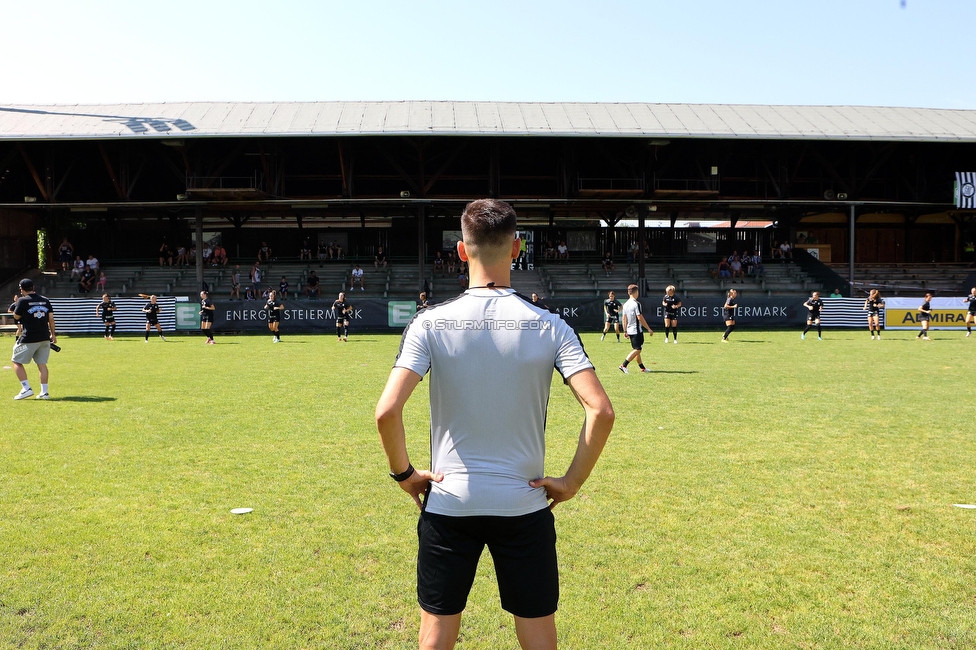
top-left (717, 258), bottom-right (731, 279)
top-left (213, 245), bottom-right (227, 266)
top-left (544, 240), bottom-right (555, 259)
top-left (779, 241), bottom-right (792, 260)
top-left (741, 252), bottom-right (754, 275)
top-left (279, 276), bottom-right (289, 299)
top-left (446, 251), bottom-right (457, 274)
top-left (299, 239), bottom-right (312, 261)
top-left (188, 246), bottom-right (196, 263)
top-left (305, 270), bottom-right (321, 298)
top-left (830, 288), bottom-right (843, 298)
top-left (96, 272), bottom-right (107, 292)
top-left (727, 250), bottom-right (739, 265)
top-left (627, 241), bottom-right (639, 263)
top-left (159, 241), bottom-right (173, 266)
top-left (457, 267), bottom-right (468, 289)
top-left (317, 242), bottom-right (328, 263)
top-left (374, 246), bottom-right (388, 269)
top-left (752, 250), bottom-right (765, 276)
top-left (730, 255), bottom-right (744, 281)
top-left (202, 245), bottom-right (213, 265)
top-left (601, 252), bottom-right (615, 276)
top-left (557, 241), bottom-right (569, 260)
top-left (331, 241), bottom-right (343, 259)
top-left (433, 252), bottom-right (446, 276)
top-left (244, 285), bottom-right (255, 301)
top-left (175, 245), bottom-right (187, 266)
top-left (771, 240), bottom-right (782, 259)
top-left (258, 241), bottom-right (272, 262)
top-left (70, 256), bottom-right (85, 279)
top-left (86, 254), bottom-right (100, 275)
top-left (79, 267), bottom-right (96, 293)
top-left (350, 264), bottom-right (365, 291)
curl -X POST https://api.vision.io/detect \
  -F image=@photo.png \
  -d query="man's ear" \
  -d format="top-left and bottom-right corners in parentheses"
top-left (511, 237), bottom-right (521, 260)
top-left (457, 240), bottom-right (468, 262)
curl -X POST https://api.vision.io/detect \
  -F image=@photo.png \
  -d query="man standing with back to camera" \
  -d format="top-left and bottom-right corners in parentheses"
top-left (375, 199), bottom-right (614, 650)
top-left (11, 279), bottom-right (56, 400)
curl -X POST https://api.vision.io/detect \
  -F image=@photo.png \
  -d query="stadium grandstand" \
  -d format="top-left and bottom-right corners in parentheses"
top-left (1, 101), bottom-right (975, 316)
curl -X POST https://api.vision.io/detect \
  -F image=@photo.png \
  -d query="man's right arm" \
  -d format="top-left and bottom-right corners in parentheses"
top-left (529, 368), bottom-right (614, 509)
top-left (375, 367), bottom-right (443, 508)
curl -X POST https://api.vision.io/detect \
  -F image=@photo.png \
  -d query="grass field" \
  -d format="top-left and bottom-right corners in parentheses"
top-left (1, 328), bottom-right (974, 649)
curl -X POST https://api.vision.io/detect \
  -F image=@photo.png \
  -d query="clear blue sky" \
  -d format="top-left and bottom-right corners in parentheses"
top-left (2, 0), bottom-right (973, 108)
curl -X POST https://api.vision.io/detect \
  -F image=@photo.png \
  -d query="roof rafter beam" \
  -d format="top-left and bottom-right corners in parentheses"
top-left (373, 142), bottom-right (421, 196)
top-left (423, 140), bottom-right (468, 196)
top-left (98, 143), bottom-right (125, 200)
top-left (17, 144), bottom-right (50, 202)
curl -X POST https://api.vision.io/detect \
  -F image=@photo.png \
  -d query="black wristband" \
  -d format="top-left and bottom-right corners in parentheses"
top-left (390, 464), bottom-right (415, 482)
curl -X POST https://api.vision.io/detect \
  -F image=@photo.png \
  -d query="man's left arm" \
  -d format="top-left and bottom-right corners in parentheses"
top-left (530, 368), bottom-right (614, 509)
top-left (375, 367), bottom-right (443, 508)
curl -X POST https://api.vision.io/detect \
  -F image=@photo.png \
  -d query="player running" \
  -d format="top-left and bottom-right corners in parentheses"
top-left (333, 292), bottom-right (351, 342)
top-left (964, 287), bottom-right (976, 337)
top-left (662, 285), bottom-right (681, 344)
top-left (95, 293), bottom-right (117, 340)
top-left (916, 293), bottom-right (932, 341)
top-left (721, 289), bottom-right (738, 342)
top-left (619, 284), bottom-right (653, 373)
top-left (200, 290), bottom-right (215, 344)
top-left (801, 291), bottom-right (823, 340)
top-left (601, 291), bottom-right (622, 342)
top-left (266, 289), bottom-right (284, 342)
top-left (142, 295), bottom-right (166, 342)
top-left (863, 289), bottom-right (885, 340)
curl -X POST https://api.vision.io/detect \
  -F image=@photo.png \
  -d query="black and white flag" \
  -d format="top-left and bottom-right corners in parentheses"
top-left (955, 172), bottom-right (976, 209)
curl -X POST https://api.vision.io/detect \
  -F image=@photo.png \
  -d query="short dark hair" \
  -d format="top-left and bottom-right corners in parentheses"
top-left (461, 199), bottom-right (517, 248)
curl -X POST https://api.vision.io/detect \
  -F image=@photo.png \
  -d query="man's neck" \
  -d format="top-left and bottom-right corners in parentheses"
top-left (467, 260), bottom-right (512, 289)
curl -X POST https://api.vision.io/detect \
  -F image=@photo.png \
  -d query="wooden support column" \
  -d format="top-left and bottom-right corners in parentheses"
top-left (637, 205), bottom-right (647, 291)
top-left (195, 208), bottom-right (204, 286)
top-left (848, 204), bottom-right (856, 295)
top-left (417, 205), bottom-right (426, 294)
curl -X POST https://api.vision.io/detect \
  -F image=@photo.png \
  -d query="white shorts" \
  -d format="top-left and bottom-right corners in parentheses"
top-left (13, 341), bottom-right (51, 365)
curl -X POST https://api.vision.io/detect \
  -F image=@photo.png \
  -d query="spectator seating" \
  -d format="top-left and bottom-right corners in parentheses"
top-left (825, 262), bottom-right (973, 295)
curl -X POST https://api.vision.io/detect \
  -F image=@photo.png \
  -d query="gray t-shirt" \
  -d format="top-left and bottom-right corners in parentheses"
top-left (394, 288), bottom-right (593, 517)
top-left (622, 297), bottom-right (642, 335)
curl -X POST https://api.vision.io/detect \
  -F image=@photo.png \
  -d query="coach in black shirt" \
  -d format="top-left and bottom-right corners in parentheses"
top-left (11, 279), bottom-right (56, 400)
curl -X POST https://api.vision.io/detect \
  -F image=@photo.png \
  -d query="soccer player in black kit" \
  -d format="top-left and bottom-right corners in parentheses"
top-left (96, 293), bottom-right (117, 340)
top-left (916, 293), bottom-right (932, 341)
top-left (964, 287), bottom-right (976, 337)
top-left (863, 289), bottom-right (884, 340)
top-left (802, 291), bottom-right (823, 340)
top-left (601, 291), bottom-right (622, 342)
top-left (266, 289), bottom-right (284, 342)
top-left (721, 289), bottom-right (738, 342)
top-left (662, 285), bottom-right (681, 344)
top-left (200, 290), bottom-right (215, 344)
top-left (142, 295), bottom-right (166, 342)
top-left (333, 291), bottom-right (351, 342)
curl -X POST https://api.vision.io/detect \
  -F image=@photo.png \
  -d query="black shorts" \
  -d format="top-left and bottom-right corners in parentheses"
top-left (919, 314), bottom-right (930, 322)
top-left (201, 316), bottom-right (213, 324)
top-left (630, 331), bottom-right (644, 350)
top-left (102, 318), bottom-right (115, 324)
top-left (605, 316), bottom-right (618, 324)
top-left (146, 318), bottom-right (158, 326)
top-left (268, 316), bottom-right (280, 324)
top-left (664, 312), bottom-right (678, 321)
top-left (417, 508), bottom-right (558, 618)
top-left (808, 313), bottom-right (821, 322)
top-left (968, 311), bottom-right (976, 317)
